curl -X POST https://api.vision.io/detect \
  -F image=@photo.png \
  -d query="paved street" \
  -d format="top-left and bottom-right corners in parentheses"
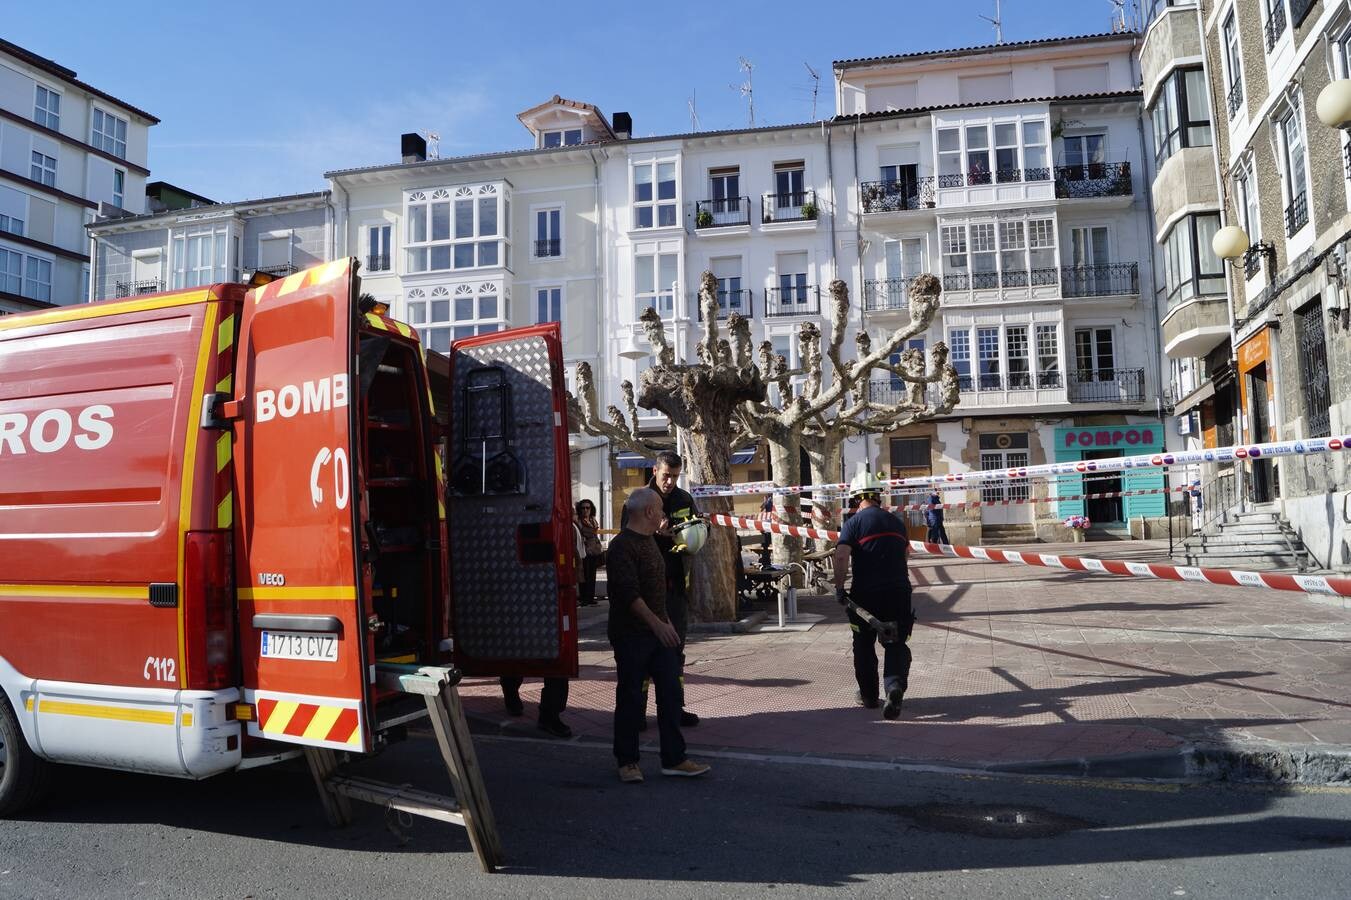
top-left (3, 735), bottom-right (1351, 899)
top-left (461, 540), bottom-right (1351, 776)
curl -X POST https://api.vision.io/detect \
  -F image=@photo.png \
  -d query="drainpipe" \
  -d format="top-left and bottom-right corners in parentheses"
top-left (825, 119), bottom-right (838, 280)
top-left (852, 113), bottom-right (871, 469)
top-left (590, 147), bottom-right (609, 527)
top-left (87, 231), bottom-right (99, 302)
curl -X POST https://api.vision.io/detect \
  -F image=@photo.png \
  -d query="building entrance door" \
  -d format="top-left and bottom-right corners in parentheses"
top-left (978, 432), bottom-right (1031, 526)
top-left (1084, 449), bottom-right (1123, 524)
top-left (1248, 364), bottom-right (1273, 503)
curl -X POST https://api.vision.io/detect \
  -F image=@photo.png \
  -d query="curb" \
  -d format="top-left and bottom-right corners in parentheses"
top-left (688, 610), bottom-right (768, 634)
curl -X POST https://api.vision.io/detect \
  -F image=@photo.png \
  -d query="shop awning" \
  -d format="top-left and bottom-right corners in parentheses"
top-left (1173, 378), bottom-right (1216, 415)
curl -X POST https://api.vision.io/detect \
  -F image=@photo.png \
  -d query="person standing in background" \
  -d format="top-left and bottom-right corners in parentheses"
top-left (576, 499), bottom-right (603, 606)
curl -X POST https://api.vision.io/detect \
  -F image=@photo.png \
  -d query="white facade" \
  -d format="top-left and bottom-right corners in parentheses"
top-left (0, 38), bottom-right (155, 312)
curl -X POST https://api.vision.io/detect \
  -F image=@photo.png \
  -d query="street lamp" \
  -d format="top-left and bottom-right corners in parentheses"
top-left (1316, 79), bottom-right (1351, 129)
top-left (618, 334), bottom-right (649, 360)
top-left (1211, 224), bottom-right (1250, 261)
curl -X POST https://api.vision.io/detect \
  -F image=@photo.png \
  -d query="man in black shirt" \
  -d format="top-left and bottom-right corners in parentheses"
top-left (834, 468), bottom-right (915, 720)
top-left (608, 488), bottom-right (710, 783)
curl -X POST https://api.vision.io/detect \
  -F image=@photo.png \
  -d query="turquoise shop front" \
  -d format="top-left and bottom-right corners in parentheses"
top-left (1052, 425), bottom-right (1165, 524)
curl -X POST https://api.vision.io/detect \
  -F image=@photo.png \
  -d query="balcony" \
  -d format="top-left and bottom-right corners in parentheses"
top-left (1284, 191), bottom-right (1308, 237)
top-left (533, 239), bottom-right (561, 258)
top-left (256, 264), bottom-right (296, 276)
top-left (865, 380), bottom-right (940, 407)
top-left (863, 277), bottom-right (909, 312)
top-left (1060, 263), bottom-right (1139, 298)
top-left (762, 190), bottom-right (818, 224)
top-left (763, 285), bottom-right (820, 317)
top-left (1264, 1), bottom-right (1287, 51)
top-left (859, 178), bottom-right (934, 213)
top-left (114, 279), bottom-right (164, 298)
top-left (1068, 368), bottom-right (1146, 404)
top-left (1054, 162), bottom-right (1132, 199)
top-left (366, 253), bottom-right (391, 272)
top-left (696, 289), bottom-right (754, 321)
top-left (1227, 78), bottom-right (1244, 119)
top-left (1242, 244), bottom-right (1264, 281)
top-left (695, 197), bottom-right (750, 229)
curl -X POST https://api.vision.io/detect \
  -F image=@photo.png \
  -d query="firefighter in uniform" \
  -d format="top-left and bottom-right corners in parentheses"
top-left (833, 467), bottom-right (915, 720)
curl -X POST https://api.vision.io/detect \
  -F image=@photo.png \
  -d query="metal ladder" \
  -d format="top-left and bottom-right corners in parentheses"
top-left (302, 665), bottom-right (504, 873)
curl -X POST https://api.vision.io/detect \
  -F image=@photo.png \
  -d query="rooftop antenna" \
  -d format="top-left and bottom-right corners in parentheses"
top-left (1109, 0), bottom-right (1137, 32)
top-left (732, 57), bottom-right (755, 127)
top-left (424, 130), bottom-right (440, 160)
top-left (804, 62), bottom-right (821, 120)
top-left (688, 90), bottom-right (700, 132)
top-left (978, 0), bottom-right (1003, 44)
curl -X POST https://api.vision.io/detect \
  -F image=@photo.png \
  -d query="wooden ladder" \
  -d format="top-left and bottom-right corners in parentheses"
top-left (302, 664), bottom-right (504, 873)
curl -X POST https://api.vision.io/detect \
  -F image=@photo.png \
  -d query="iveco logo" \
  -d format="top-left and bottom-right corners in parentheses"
top-left (258, 572), bottom-right (286, 586)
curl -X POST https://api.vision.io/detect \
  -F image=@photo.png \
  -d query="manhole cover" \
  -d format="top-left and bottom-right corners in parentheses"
top-left (807, 801), bottom-right (1093, 839)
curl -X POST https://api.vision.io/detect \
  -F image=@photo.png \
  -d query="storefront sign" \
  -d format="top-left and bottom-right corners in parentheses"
top-left (1063, 428), bottom-right (1155, 448)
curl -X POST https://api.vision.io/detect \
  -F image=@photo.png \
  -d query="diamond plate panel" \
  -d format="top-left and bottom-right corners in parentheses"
top-left (450, 334), bottom-right (559, 660)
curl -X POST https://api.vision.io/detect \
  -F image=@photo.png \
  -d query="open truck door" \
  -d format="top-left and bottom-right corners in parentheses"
top-left (232, 260), bottom-right (372, 752)
top-left (446, 323), bottom-right (577, 679)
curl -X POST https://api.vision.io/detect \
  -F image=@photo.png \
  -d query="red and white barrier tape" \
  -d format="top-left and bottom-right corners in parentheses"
top-left (760, 486), bottom-right (1188, 519)
top-left (691, 434), bottom-right (1349, 498)
top-left (709, 513), bottom-right (1351, 599)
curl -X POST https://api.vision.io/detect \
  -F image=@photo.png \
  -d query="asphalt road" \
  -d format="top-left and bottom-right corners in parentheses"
top-left (2, 732), bottom-right (1350, 899)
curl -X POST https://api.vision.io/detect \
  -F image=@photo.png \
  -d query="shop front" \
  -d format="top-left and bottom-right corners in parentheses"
top-left (1236, 328), bottom-right (1277, 502)
top-left (1052, 425), bottom-right (1165, 525)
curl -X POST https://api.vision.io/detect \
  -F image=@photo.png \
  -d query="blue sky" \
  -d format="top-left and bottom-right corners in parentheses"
top-left (9, 0), bottom-right (1128, 202)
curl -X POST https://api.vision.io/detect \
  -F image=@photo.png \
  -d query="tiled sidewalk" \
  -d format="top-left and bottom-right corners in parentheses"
top-left (458, 541), bottom-right (1351, 769)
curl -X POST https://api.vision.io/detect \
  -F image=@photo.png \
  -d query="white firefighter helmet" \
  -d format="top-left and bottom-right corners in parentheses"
top-left (671, 514), bottom-right (709, 555)
top-left (848, 465), bottom-right (885, 501)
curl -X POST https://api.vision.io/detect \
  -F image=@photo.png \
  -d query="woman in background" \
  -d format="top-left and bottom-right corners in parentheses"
top-left (576, 498), bottom-right (603, 606)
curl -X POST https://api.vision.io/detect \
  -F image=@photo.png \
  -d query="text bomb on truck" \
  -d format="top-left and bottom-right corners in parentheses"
top-left (0, 258), bottom-right (578, 816)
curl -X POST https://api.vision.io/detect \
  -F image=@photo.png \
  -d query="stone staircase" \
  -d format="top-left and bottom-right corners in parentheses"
top-left (980, 524), bottom-right (1038, 545)
top-left (1182, 509), bottom-right (1317, 572)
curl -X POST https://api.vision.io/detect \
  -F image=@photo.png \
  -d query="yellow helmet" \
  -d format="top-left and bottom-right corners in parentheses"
top-left (848, 465), bottom-right (885, 501)
top-left (671, 515), bottom-right (709, 555)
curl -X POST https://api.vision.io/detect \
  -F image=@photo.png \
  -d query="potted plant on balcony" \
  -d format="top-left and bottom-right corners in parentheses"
top-left (696, 208), bottom-right (714, 228)
top-left (800, 199), bottom-right (818, 220)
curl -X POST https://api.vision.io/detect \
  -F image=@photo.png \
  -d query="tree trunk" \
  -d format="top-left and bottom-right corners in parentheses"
top-left (682, 428), bottom-right (738, 622)
top-left (767, 431), bottom-right (803, 568)
top-left (805, 431), bottom-right (845, 531)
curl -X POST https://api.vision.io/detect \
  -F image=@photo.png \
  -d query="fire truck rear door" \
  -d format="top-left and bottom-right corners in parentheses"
top-left (232, 259), bottom-right (372, 752)
top-left (446, 323), bottom-right (578, 679)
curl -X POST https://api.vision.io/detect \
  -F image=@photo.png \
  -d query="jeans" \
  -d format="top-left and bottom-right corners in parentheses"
top-left (500, 676), bottom-right (569, 722)
top-left (848, 585), bottom-right (915, 700)
top-left (926, 524), bottom-right (950, 545)
top-left (612, 630), bottom-right (686, 768)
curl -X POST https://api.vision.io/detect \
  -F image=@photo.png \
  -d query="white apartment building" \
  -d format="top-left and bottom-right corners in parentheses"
top-left (837, 33), bottom-right (1169, 541)
top-left (0, 37), bottom-right (156, 312)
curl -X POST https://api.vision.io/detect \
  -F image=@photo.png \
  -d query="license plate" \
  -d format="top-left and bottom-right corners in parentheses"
top-left (260, 631), bottom-right (338, 662)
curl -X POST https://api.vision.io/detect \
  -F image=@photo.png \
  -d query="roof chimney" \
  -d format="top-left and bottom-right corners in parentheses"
top-left (613, 112), bottom-right (632, 139)
top-left (401, 132), bottom-right (427, 164)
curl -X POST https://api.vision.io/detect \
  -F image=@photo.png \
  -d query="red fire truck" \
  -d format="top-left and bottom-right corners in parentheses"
top-left (0, 259), bottom-right (577, 815)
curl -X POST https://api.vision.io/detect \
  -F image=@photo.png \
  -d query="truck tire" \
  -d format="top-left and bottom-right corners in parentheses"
top-left (0, 693), bottom-right (51, 816)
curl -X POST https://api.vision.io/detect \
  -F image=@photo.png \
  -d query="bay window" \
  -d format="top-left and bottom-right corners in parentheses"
top-left (405, 185), bottom-right (509, 274)
top-left (635, 252), bottom-right (678, 319)
top-left (171, 226), bottom-right (232, 289)
top-left (633, 161), bottom-right (677, 228)
top-left (937, 118), bottom-right (1051, 186)
top-left (405, 283), bottom-right (507, 354)
top-left (1036, 324), bottom-right (1061, 387)
top-left (1151, 67), bottom-right (1212, 165)
top-left (942, 216), bottom-right (1058, 291)
top-left (1162, 213), bottom-right (1223, 305)
top-left (947, 323), bottom-right (1060, 392)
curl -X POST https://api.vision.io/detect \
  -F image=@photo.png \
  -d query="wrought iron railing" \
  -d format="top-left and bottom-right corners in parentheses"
top-left (763, 285), bottom-right (820, 317)
top-left (1264, 1), bottom-right (1287, 51)
top-left (1227, 77), bottom-right (1244, 119)
top-left (865, 380), bottom-right (940, 406)
top-left (1243, 244), bottom-right (1264, 280)
top-left (1345, 142), bottom-right (1351, 181)
top-left (696, 288), bottom-right (754, 321)
top-left (1068, 368), bottom-right (1146, 403)
top-left (695, 196), bottom-right (750, 228)
top-left (1191, 469), bottom-right (1241, 536)
top-left (1054, 162), bottom-right (1132, 198)
top-left (863, 277), bottom-right (909, 311)
top-left (1037, 371), bottom-right (1063, 389)
top-left (1060, 263), bottom-right (1139, 297)
top-left (256, 264), bottom-right (295, 276)
top-left (366, 253), bottom-right (391, 271)
top-left (533, 239), bottom-right (561, 257)
top-left (943, 273), bottom-right (970, 292)
top-left (762, 189), bottom-right (817, 223)
top-left (1284, 191), bottom-right (1308, 237)
top-left (114, 279), bottom-right (164, 298)
top-left (977, 372), bottom-right (1003, 390)
top-left (937, 173), bottom-right (965, 188)
top-left (859, 178), bottom-right (935, 213)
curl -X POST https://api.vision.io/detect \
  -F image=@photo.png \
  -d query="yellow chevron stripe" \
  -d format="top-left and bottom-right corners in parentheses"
top-left (216, 374), bottom-right (232, 393)
top-left (216, 432), bottom-right (231, 473)
top-left (275, 270), bottom-right (309, 298)
top-left (346, 725), bottom-right (362, 746)
top-left (217, 313), bottom-right (235, 353)
top-left (182, 711), bottom-right (194, 728)
top-left (393, 321), bottom-right (412, 338)
top-left (365, 313), bottom-right (388, 331)
top-left (217, 492), bottom-right (233, 529)
top-left (318, 258), bottom-right (350, 283)
top-left (263, 700), bottom-right (299, 734)
top-left (302, 705), bottom-right (342, 742)
top-left (35, 698), bottom-right (175, 726)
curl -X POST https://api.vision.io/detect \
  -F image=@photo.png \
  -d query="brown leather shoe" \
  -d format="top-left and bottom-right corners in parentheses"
top-left (618, 764), bottom-right (644, 784)
top-left (661, 759), bottom-right (711, 777)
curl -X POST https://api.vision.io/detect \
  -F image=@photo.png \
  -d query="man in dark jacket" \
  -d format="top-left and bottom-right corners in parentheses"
top-left (924, 491), bottom-right (950, 545)
top-left (608, 488), bottom-right (710, 783)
